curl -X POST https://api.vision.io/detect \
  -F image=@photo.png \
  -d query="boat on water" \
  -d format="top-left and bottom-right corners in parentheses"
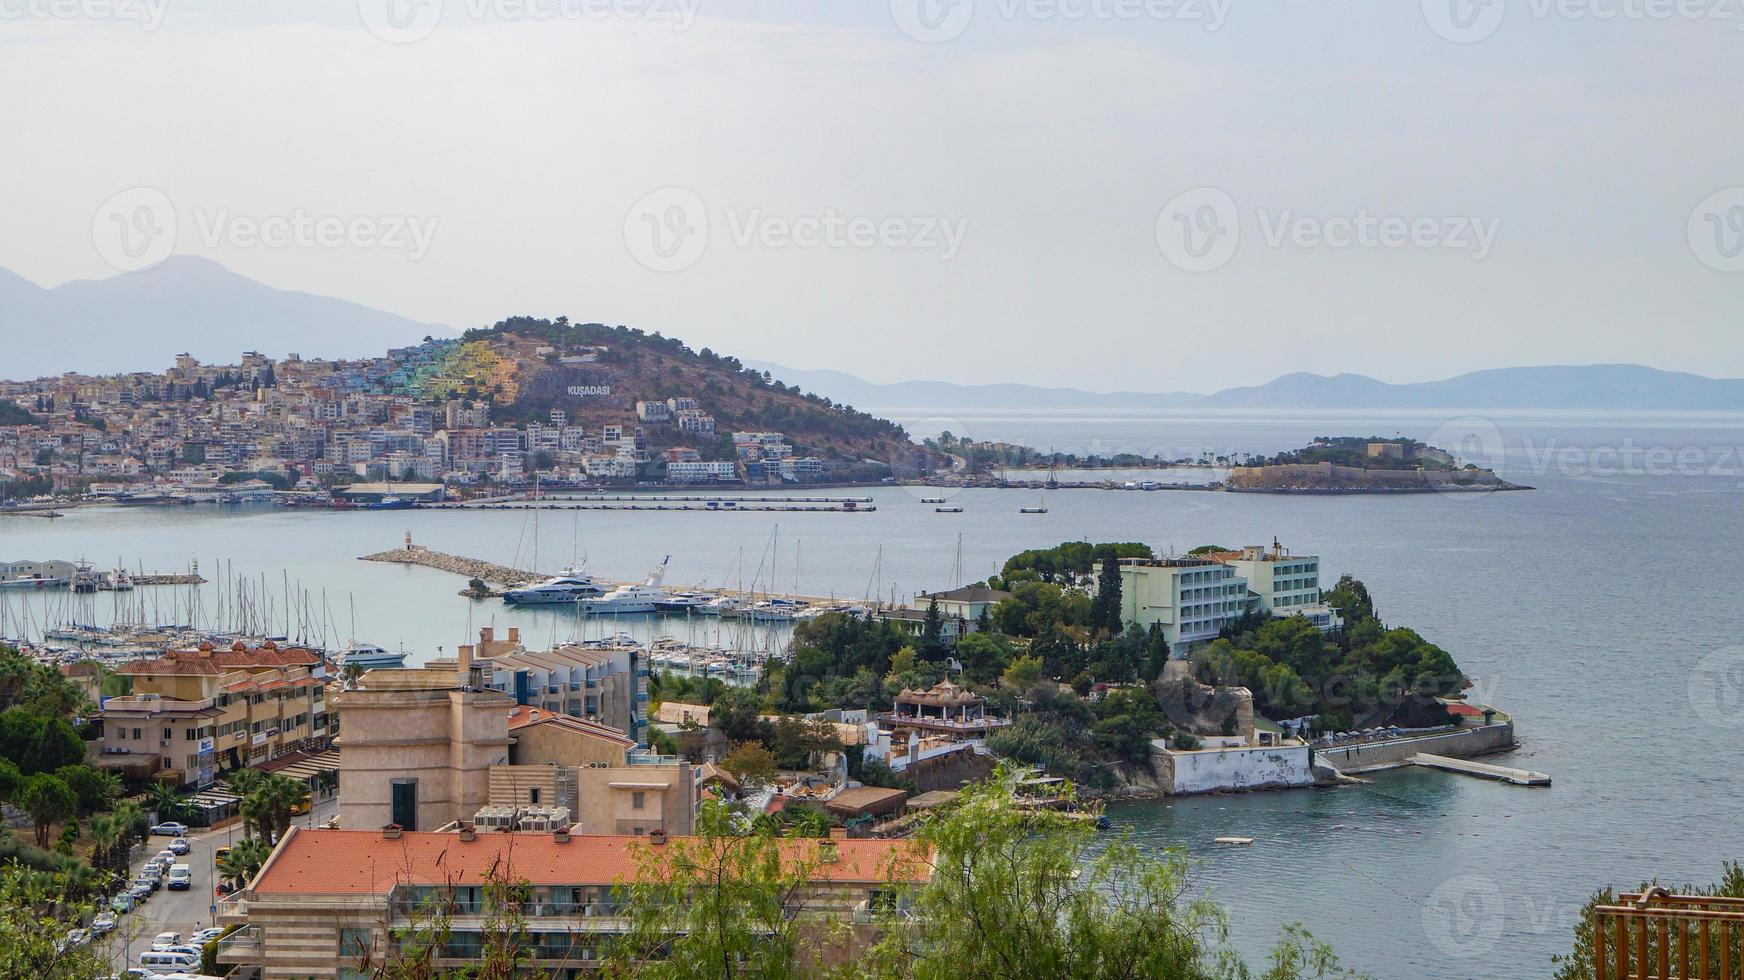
top-left (364, 496), bottom-right (416, 510)
top-left (1214, 836), bottom-right (1256, 846)
top-left (744, 597), bottom-right (805, 623)
top-left (653, 592), bottom-right (715, 613)
top-left (108, 568), bottom-right (135, 591)
top-left (70, 562), bottom-right (100, 594)
top-left (0, 574), bottom-right (68, 590)
top-left (920, 496), bottom-right (946, 504)
top-left (502, 567), bottom-right (607, 605)
top-left (577, 557), bottom-right (672, 616)
top-left (1020, 494), bottom-right (1048, 514)
top-left (698, 595), bottom-right (738, 616)
top-left (334, 643), bottom-right (408, 671)
top-left (935, 505), bottom-right (964, 513)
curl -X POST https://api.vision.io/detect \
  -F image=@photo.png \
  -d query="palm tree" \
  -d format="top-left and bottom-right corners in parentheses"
top-left (146, 781), bottom-right (190, 823)
top-left (241, 774), bottom-right (310, 843)
top-left (217, 835), bottom-right (272, 887)
top-left (87, 813), bottom-right (121, 873)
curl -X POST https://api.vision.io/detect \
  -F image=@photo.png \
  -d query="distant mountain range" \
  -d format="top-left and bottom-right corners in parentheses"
top-left (6, 259), bottom-right (1741, 411)
top-left (756, 363), bottom-right (1744, 412)
top-left (0, 256), bottom-right (452, 378)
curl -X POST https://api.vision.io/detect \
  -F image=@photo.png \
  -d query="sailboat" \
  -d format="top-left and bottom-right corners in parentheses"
top-left (1020, 494), bottom-right (1048, 514)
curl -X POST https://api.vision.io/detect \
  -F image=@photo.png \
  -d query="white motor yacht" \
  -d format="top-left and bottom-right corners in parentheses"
top-left (502, 567), bottom-right (607, 605)
top-left (335, 643), bottom-right (408, 671)
top-left (577, 558), bottom-right (672, 615)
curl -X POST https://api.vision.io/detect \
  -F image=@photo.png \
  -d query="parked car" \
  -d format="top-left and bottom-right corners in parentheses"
top-left (190, 927), bottom-right (224, 945)
top-left (90, 912), bottom-right (117, 934)
top-left (150, 931), bottom-right (181, 949)
top-left (167, 838), bottom-right (191, 855)
top-left (136, 950), bottom-right (198, 973)
top-left (149, 822), bottom-right (188, 837)
top-left (128, 879), bottom-right (154, 900)
top-left (109, 892), bottom-right (137, 913)
top-left (153, 849), bottom-right (178, 867)
top-left (113, 969), bottom-right (162, 980)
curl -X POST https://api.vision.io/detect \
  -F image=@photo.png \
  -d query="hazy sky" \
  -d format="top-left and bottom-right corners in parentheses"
top-left (3, 0), bottom-right (1741, 391)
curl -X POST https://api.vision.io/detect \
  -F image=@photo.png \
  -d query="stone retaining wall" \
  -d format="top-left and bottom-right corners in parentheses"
top-left (1316, 722), bottom-right (1517, 773)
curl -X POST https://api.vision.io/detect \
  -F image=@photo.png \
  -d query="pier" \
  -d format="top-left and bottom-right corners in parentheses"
top-left (434, 494), bottom-right (875, 514)
top-left (1409, 753), bottom-right (1550, 786)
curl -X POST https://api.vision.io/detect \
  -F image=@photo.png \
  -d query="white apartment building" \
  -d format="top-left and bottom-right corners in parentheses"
top-left (1118, 557), bottom-right (1252, 651)
top-left (1215, 541), bottom-right (1344, 633)
top-left (667, 460), bottom-right (739, 483)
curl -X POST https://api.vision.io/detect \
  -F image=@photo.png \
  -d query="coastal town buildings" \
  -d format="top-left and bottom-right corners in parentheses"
top-left (215, 826), bottom-right (927, 978)
top-left (1211, 541), bottom-right (1344, 632)
top-left (0, 342), bottom-right (834, 500)
top-left (99, 642), bottom-right (332, 788)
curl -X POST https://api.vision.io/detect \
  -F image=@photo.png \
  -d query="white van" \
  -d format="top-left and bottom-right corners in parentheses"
top-left (138, 949), bottom-right (200, 972)
top-left (166, 863), bottom-right (193, 890)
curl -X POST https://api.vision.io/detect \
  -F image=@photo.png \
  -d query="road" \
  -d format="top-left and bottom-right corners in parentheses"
top-left (103, 795), bottom-right (338, 975)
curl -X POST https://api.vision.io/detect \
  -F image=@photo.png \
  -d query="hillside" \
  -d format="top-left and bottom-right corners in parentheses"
top-left (453, 317), bottom-right (928, 477)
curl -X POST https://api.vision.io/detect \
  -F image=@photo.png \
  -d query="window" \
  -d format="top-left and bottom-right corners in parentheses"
top-left (632, 791), bottom-right (646, 810)
top-left (390, 779), bottom-right (418, 831)
top-left (339, 927), bottom-right (372, 960)
top-left (529, 788), bottom-right (541, 804)
top-left (185, 728), bottom-right (197, 741)
top-left (131, 727), bottom-right (142, 739)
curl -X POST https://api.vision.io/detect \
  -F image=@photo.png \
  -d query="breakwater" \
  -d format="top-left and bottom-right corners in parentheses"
top-left (359, 545), bottom-right (540, 585)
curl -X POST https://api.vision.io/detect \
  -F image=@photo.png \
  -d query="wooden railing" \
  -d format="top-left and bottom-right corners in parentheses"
top-left (1594, 890), bottom-right (1744, 979)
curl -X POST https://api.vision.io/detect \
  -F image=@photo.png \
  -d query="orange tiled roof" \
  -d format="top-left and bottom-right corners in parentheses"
top-left (118, 656), bottom-right (225, 676)
top-left (251, 827), bottom-right (930, 895)
top-left (506, 705), bottom-right (634, 747)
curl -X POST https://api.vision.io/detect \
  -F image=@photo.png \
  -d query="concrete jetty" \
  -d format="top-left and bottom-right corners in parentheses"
top-left (1409, 753), bottom-right (1550, 786)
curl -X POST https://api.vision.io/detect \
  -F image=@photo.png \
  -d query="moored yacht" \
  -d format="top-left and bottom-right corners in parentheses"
top-left (577, 557), bottom-right (672, 616)
top-left (502, 567), bottom-right (607, 605)
top-left (653, 592), bottom-right (714, 613)
top-left (335, 643), bottom-right (408, 671)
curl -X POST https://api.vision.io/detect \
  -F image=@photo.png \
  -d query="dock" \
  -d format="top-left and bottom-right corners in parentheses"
top-left (434, 495), bottom-right (875, 514)
top-left (1409, 753), bottom-right (1550, 786)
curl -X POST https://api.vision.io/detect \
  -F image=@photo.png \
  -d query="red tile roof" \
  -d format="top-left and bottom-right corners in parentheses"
top-left (506, 705), bottom-right (635, 747)
top-left (250, 827), bottom-right (930, 895)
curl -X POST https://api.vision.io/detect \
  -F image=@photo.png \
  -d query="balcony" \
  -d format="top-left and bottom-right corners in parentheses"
top-left (216, 894), bottom-right (249, 923)
top-left (215, 924), bottom-right (262, 962)
top-left (1591, 889), bottom-right (1744, 979)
